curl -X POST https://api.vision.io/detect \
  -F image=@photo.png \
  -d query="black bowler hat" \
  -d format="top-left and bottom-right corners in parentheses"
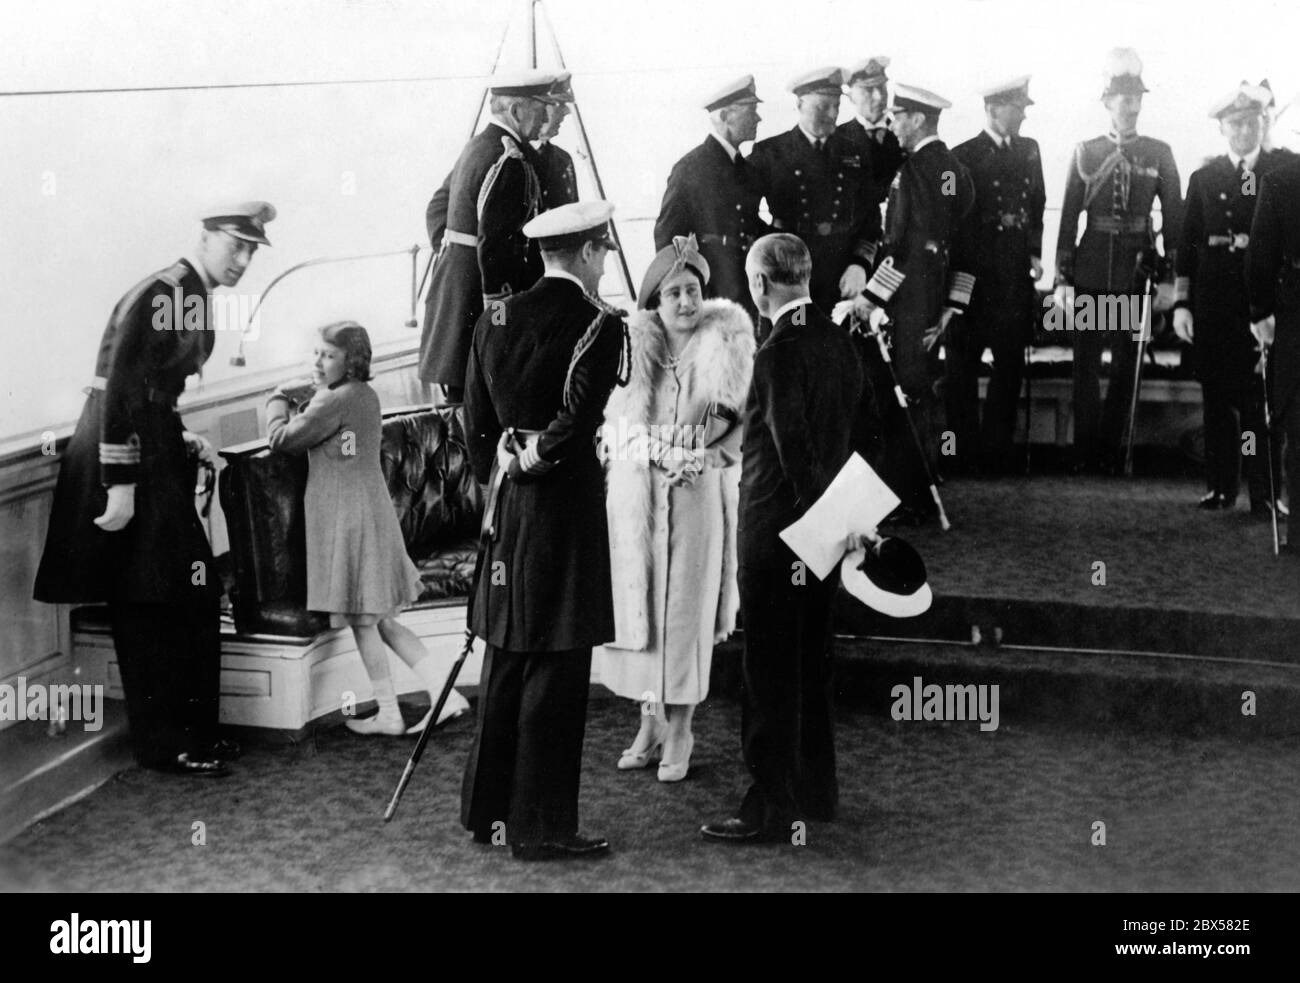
top-left (841, 536), bottom-right (932, 618)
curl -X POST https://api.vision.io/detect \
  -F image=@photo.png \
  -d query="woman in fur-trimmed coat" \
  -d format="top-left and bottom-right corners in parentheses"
top-left (599, 236), bottom-right (755, 782)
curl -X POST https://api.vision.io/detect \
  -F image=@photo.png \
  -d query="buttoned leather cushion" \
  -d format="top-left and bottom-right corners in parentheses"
top-left (219, 405), bottom-right (483, 637)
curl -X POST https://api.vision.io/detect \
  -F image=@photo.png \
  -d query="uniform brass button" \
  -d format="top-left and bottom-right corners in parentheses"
top-left (1220, 193), bottom-right (1228, 200)
top-left (837, 185), bottom-right (842, 191)
top-left (801, 198), bottom-right (808, 204)
top-left (794, 169), bottom-right (802, 177)
top-left (993, 180), bottom-right (1000, 187)
top-left (833, 200), bottom-right (840, 206)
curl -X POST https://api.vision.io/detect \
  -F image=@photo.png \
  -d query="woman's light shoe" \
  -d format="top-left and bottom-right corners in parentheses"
top-left (405, 688), bottom-right (471, 736)
top-left (657, 733), bottom-right (694, 783)
top-left (617, 740), bottom-right (663, 770)
top-left (346, 706), bottom-right (406, 736)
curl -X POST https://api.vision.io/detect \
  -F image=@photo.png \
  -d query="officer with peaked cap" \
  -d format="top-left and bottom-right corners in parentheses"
top-left (1248, 116), bottom-right (1300, 552)
top-left (949, 77), bottom-right (1047, 474)
top-left (419, 69), bottom-right (557, 402)
top-left (655, 74), bottom-right (769, 321)
top-left (536, 71), bottom-right (580, 209)
top-left (849, 83), bottom-right (976, 524)
top-left (838, 56), bottom-right (906, 210)
top-left (748, 66), bottom-right (883, 314)
top-left (461, 200), bottom-right (630, 860)
top-left (1177, 84), bottom-right (1290, 514)
top-left (1052, 48), bottom-right (1183, 474)
top-left (34, 200), bottom-right (276, 776)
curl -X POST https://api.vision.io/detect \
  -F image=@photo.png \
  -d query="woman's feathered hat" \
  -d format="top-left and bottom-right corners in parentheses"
top-left (638, 234), bottom-right (711, 309)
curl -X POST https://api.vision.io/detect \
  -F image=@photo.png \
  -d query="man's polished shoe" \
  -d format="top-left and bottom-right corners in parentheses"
top-left (700, 817), bottom-right (767, 843)
top-left (1197, 492), bottom-right (1228, 511)
top-left (510, 835), bottom-right (610, 861)
top-left (153, 753), bottom-right (230, 778)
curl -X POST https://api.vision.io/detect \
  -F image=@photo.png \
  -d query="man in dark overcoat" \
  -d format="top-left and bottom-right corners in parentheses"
top-left (418, 70), bottom-right (557, 402)
top-left (1175, 83), bottom-right (1289, 513)
top-left (34, 202), bottom-right (276, 775)
top-left (654, 74), bottom-right (768, 320)
top-left (701, 233), bottom-right (862, 843)
top-left (1248, 145), bottom-right (1300, 551)
top-left (460, 200), bottom-right (629, 860)
top-left (950, 77), bottom-right (1046, 474)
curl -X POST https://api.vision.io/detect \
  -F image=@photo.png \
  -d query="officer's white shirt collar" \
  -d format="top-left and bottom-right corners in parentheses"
top-left (771, 295), bottom-right (812, 325)
top-left (185, 254), bottom-right (216, 290)
top-left (710, 131), bottom-right (740, 161)
top-left (857, 115), bottom-right (888, 132)
top-left (912, 134), bottom-right (942, 154)
top-left (797, 124), bottom-right (829, 148)
top-left (1228, 146), bottom-right (1262, 171)
top-left (543, 269), bottom-right (587, 291)
top-left (984, 127), bottom-right (1011, 149)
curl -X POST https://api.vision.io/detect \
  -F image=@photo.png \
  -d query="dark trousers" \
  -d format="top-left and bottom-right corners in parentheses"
top-left (461, 645), bottom-right (592, 845)
top-left (946, 306), bottom-right (1032, 473)
top-left (108, 587), bottom-right (222, 767)
top-left (1203, 376), bottom-right (1277, 505)
top-left (738, 563), bottom-right (838, 835)
top-left (1071, 290), bottom-right (1141, 467)
top-left (1279, 396), bottom-right (1300, 540)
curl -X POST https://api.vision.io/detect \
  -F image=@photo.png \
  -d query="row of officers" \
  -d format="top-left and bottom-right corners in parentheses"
top-left (418, 50), bottom-right (1298, 524)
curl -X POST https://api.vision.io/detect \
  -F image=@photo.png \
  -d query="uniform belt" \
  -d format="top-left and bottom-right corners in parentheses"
top-left (697, 232), bottom-right (751, 250)
top-left (1207, 233), bottom-right (1250, 251)
top-left (444, 229), bottom-right (478, 248)
top-left (770, 217), bottom-right (848, 237)
top-left (1089, 215), bottom-right (1151, 235)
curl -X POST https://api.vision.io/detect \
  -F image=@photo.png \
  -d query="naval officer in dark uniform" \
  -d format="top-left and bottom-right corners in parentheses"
top-left (654, 74), bottom-right (768, 320)
top-left (34, 202), bottom-right (276, 776)
top-left (419, 70), bottom-right (557, 402)
top-left (423, 72), bottom-right (579, 265)
top-left (461, 200), bottom-right (630, 860)
top-left (1052, 48), bottom-right (1183, 473)
top-left (1175, 83), bottom-right (1289, 514)
top-left (838, 56), bottom-right (906, 215)
top-left (749, 66), bottom-right (882, 314)
top-left (1248, 141), bottom-right (1300, 551)
top-left (950, 77), bottom-right (1046, 474)
top-left (849, 83), bottom-right (976, 523)
top-left (536, 71), bottom-right (580, 209)
top-left (701, 233), bottom-right (862, 843)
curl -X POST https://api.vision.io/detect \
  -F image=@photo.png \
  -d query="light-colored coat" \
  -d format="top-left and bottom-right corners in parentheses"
top-left (599, 299), bottom-right (754, 702)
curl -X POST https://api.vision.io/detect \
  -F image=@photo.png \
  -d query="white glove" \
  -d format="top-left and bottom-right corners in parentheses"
top-left (839, 264), bottom-right (868, 298)
top-left (93, 483), bottom-right (136, 531)
top-left (183, 430), bottom-right (218, 467)
top-left (1053, 285), bottom-right (1075, 311)
top-left (868, 304), bottom-right (888, 332)
top-left (1251, 316), bottom-right (1276, 348)
top-left (831, 299), bottom-right (857, 326)
top-left (1172, 308), bottom-right (1194, 344)
top-left (495, 430), bottom-right (515, 473)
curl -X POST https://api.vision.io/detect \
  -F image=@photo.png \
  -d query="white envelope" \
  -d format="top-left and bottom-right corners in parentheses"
top-left (779, 453), bottom-right (900, 580)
